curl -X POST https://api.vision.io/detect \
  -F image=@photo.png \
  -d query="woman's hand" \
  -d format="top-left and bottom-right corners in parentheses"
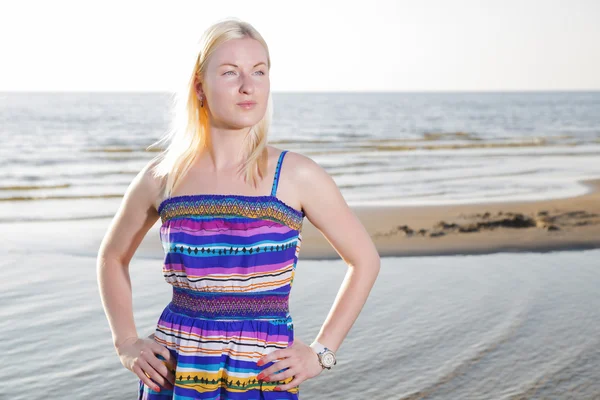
top-left (256, 338), bottom-right (324, 391)
top-left (116, 335), bottom-right (176, 392)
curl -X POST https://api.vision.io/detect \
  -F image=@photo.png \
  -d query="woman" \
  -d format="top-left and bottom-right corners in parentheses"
top-left (97, 17), bottom-right (380, 399)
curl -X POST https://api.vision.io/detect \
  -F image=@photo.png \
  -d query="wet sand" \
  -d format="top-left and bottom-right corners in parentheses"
top-left (299, 179), bottom-right (600, 259)
top-left (3, 179), bottom-right (598, 262)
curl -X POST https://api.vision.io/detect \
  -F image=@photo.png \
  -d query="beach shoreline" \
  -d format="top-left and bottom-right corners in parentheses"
top-left (3, 179), bottom-right (599, 262)
top-left (299, 178), bottom-right (600, 260)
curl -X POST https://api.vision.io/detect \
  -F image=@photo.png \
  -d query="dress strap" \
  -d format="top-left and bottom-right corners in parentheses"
top-left (270, 150), bottom-right (288, 197)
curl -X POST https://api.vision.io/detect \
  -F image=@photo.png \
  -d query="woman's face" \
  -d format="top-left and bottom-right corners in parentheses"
top-left (198, 37), bottom-right (270, 130)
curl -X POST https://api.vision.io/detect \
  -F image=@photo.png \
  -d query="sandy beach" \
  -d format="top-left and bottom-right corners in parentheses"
top-left (3, 179), bottom-right (598, 264)
top-left (299, 178), bottom-right (600, 260)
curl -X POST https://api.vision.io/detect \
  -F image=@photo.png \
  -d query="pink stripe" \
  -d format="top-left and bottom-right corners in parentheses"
top-left (161, 223), bottom-right (292, 238)
top-left (163, 218), bottom-right (286, 232)
top-left (164, 260), bottom-right (292, 276)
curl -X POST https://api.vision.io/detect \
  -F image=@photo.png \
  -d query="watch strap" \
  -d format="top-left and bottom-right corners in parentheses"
top-left (310, 341), bottom-right (327, 354)
top-left (310, 341), bottom-right (336, 369)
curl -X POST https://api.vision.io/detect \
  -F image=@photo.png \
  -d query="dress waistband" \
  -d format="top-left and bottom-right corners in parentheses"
top-left (168, 286), bottom-right (291, 321)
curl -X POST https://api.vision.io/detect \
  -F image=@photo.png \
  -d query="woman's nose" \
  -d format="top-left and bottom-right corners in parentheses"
top-left (239, 74), bottom-right (255, 94)
top-left (240, 84), bottom-right (254, 95)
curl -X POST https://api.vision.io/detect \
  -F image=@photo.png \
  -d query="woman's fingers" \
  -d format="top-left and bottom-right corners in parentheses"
top-left (276, 375), bottom-right (303, 392)
top-left (117, 336), bottom-right (177, 391)
top-left (132, 362), bottom-right (162, 392)
top-left (150, 340), bottom-right (174, 366)
top-left (260, 358), bottom-right (293, 382)
top-left (144, 349), bottom-right (175, 389)
top-left (148, 341), bottom-right (176, 385)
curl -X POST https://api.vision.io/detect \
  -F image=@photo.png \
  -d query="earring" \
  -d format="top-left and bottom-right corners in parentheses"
top-left (200, 96), bottom-right (204, 107)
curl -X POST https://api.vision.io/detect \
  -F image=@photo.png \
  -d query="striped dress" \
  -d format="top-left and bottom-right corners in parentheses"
top-left (139, 150), bottom-right (304, 399)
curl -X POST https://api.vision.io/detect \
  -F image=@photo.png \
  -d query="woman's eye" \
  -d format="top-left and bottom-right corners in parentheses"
top-left (223, 70), bottom-right (265, 76)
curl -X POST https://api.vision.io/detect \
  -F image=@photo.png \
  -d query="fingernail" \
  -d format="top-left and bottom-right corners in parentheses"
top-left (274, 387), bottom-right (280, 391)
top-left (257, 373), bottom-right (264, 380)
top-left (155, 386), bottom-right (161, 392)
top-left (257, 360), bottom-right (263, 366)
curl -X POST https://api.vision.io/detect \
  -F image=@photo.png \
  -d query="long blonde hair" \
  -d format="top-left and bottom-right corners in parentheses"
top-left (147, 17), bottom-right (273, 199)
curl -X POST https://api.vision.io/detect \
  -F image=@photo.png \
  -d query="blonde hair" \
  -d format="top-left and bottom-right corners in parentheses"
top-left (147, 17), bottom-right (273, 199)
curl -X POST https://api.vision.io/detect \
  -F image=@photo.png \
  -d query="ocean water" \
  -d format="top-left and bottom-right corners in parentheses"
top-left (0, 91), bottom-right (599, 222)
top-left (1, 246), bottom-right (599, 399)
top-left (1, 91), bottom-right (599, 399)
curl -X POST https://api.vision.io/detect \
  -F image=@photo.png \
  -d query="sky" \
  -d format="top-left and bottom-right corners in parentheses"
top-left (0, 0), bottom-right (599, 92)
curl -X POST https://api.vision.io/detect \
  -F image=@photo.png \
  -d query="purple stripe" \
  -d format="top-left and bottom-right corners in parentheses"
top-left (158, 319), bottom-right (291, 342)
top-left (164, 260), bottom-right (293, 275)
top-left (173, 385), bottom-right (297, 399)
top-left (161, 222), bottom-right (294, 237)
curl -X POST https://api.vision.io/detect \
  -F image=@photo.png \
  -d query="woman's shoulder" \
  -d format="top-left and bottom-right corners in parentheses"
top-left (268, 146), bottom-right (321, 176)
top-left (270, 146), bottom-right (327, 182)
top-left (268, 146), bottom-right (342, 219)
top-left (135, 158), bottom-right (167, 212)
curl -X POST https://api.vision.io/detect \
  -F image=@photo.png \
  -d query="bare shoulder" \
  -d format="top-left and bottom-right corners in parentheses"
top-left (280, 149), bottom-right (380, 266)
top-left (285, 151), bottom-right (328, 183)
top-left (97, 158), bottom-right (165, 265)
top-left (276, 148), bottom-right (345, 212)
top-left (271, 146), bottom-right (318, 192)
top-left (144, 159), bottom-right (169, 212)
top-left (266, 147), bottom-right (326, 212)
top-left (270, 147), bottom-right (323, 182)
top-left (131, 158), bottom-right (166, 212)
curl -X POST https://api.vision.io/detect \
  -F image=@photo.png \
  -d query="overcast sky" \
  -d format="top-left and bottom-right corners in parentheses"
top-left (1, 0), bottom-right (598, 92)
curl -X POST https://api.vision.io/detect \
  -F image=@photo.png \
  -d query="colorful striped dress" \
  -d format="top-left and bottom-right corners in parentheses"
top-left (139, 150), bottom-right (304, 399)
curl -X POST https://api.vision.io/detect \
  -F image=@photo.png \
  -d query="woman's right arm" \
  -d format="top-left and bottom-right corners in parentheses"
top-left (96, 160), bottom-right (174, 391)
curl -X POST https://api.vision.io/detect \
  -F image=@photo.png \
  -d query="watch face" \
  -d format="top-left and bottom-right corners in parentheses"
top-left (322, 351), bottom-right (336, 367)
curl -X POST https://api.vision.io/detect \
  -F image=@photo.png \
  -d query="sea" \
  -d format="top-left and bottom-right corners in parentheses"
top-left (0, 91), bottom-right (599, 399)
top-left (1, 248), bottom-right (599, 399)
top-left (0, 91), bottom-right (599, 222)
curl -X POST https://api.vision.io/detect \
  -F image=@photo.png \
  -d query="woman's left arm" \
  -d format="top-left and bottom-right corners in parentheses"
top-left (294, 154), bottom-right (381, 353)
top-left (257, 153), bottom-right (381, 390)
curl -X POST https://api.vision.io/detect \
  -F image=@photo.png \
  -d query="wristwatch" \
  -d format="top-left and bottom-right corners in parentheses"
top-left (310, 341), bottom-right (337, 370)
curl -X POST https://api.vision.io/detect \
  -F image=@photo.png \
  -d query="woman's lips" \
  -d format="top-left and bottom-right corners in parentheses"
top-left (237, 102), bottom-right (256, 109)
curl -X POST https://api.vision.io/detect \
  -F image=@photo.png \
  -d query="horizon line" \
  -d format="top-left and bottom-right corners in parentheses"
top-left (1, 89), bottom-right (599, 94)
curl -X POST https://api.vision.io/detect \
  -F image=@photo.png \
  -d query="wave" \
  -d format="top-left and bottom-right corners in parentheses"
top-left (0, 214), bottom-right (115, 223)
top-left (0, 183), bottom-right (70, 191)
top-left (0, 194), bottom-right (123, 201)
top-left (84, 147), bottom-right (163, 153)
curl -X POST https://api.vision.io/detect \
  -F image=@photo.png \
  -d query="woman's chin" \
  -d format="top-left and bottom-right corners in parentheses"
top-left (229, 115), bottom-right (264, 129)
